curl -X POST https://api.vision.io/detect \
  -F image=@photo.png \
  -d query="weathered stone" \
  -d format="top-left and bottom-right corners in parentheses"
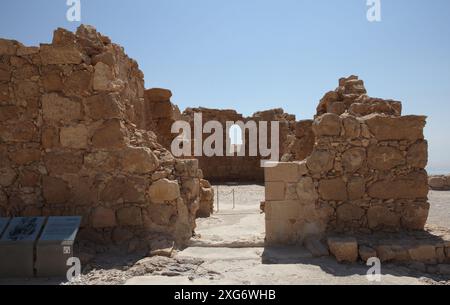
top-left (63, 70), bottom-right (92, 96)
top-left (316, 91), bottom-right (339, 115)
top-left (121, 146), bottom-right (159, 174)
top-left (149, 239), bottom-right (174, 258)
top-left (9, 148), bottom-right (41, 165)
top-left (13, 64), bottom-right (39, 80)
top-left (0, 39), bottom-right (18, 55)
top-left (0, 83), bottom-right (10, 103)
top-left (75, 25), bottom-right (105, 56)
top-left (327, 102), bottom-right (346, 115)
top-left (44, 152), bottom-right (83, 175)
top-left (148, 179), bottom-right (181, 204)
top-left (70, 177), bottom-right (99, 206)
top-left (0, 167), bottom-right (17, 187)
top-left (100, 177), bottom-right (145, 203)
top-left (0, 121), bottom-right (38, 142)
top-left (41, 126), bottom-right (59, 149)
top-left (319, 178), bottom-right (347, 201)
top-left (145, 88), bottom-right (173, 102)
top-left (342, 116), bottom-right (360, 139)
top-left (359, 246), bottom-right (377, 262)
top-left (112, 227), bottom-right (134, 244)
top-left (327, 237), bottom-right (358, 263)
top-left (306, 150), bottom-right (334, 174)
top-left (143, 204), bottom-right (177, 226)
top-left (368, 145), bottom-right (405, 171)
top-left (92, 51), bottom-right (116, 67)
top-left (367, 206), bottom-right (400, 229)
top-left (337, 203), bottom-right (365, 222)
top-left (42, 176), bottom-right (70, 204)
top-left (60, 125), bottom-right (88, 149)
top-left (347, 176), bottom-right (365, 200)
top-left (438, 264), bottom-right (450, 275)
top-left (376, 244), bottom-right (410, 262)
top-left (93, 62), bottom-right (120, 92)
top-left (17, 46), bottom-right (39, 56)
top-left (296, 177), bottom-right (318, 204)
top-left (264, 162), bottom-right (299, 183)
top-left (365, 114), bottom-right (426, 141)
top-left (0, 64), bottom-right (11, 82)
top-left (342, 148), bottom-right (365, 172)
top-left (42, 93), bottom-right (81, 122)
top-left (20, 170), bottom-right (40, 187)
top-left (117, 206), bottom-right (142, 226)
top-left (40, 45), bottom-right (83, 65)
top-left (84, 93), bottom-right (123, 120)
top-left (428, 176), bottom-right (446, 190)
top-left (265, 182), bottom-right (285, 201)
top-left (368, 172), bottom-right (428, 199)
top-left (41, 67), bottom-right (63, 92)
top-left (401, 202), bottom-right (429, 230)
top-left (408, 245), bottom-right (437, 263)
top-left (92, 119), bottom-right (127, 149)
top-left (91, 207), bottom-right (116, 228)
top-left (407, 141), bottom-right (428, 168)
top-left (304, 237), bottom-right (329, 257)
top-left (0, 106), bottom-right (21, 122)
top-left (312, 113), bottom-right (341, 136)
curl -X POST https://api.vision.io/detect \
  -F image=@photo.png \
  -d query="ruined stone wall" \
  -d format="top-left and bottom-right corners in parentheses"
top-left (0, 25), bottom-right (212, 247)
top-left (143, 89), bottom-right (315, 183)
top-left (178, 108), bottom-right (314, 183)
top-left (265, 76), bottom-right (430, 245)
top-left (143, 88), bottom-right (182, 150)
top-left (429, 175), bottom-right (450, 191)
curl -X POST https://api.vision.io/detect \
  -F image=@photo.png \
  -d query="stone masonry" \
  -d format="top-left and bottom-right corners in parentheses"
top-left (429, 175), bottom-right (450, 191)
top-left (0, 25), bottom-right (214, 248)
top-left (265, 76), bottom-right (430, 245)
top-left (143, 101), bottom-right (315, 183)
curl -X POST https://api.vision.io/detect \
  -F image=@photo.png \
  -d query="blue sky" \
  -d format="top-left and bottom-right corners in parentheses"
top-left (1, 0), bottom-right (449, 173)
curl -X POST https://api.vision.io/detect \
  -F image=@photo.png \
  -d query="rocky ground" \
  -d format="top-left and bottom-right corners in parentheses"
top-left (0, 185), bottom-right (448, 285)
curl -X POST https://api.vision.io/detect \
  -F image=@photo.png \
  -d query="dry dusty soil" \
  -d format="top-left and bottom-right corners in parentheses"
top-left (0, 186), bottom-right (449, 285)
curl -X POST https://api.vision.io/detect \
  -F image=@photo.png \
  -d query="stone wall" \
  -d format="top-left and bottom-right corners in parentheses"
top-left (188, 108), bottom-right (315, 183)
top-left (265, 76), bottom-right (430, 245)
top-left (429, 175), bottom-right (450, 191)
top-left (143, 88), bottom-right (182, 150)
top-left (0, 25), bottom-right (213, 248)
top-left (145, 102), bottom-right (315, 183)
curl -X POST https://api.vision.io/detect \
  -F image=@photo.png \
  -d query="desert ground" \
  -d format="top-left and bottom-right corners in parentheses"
top-left (2, 185), bottom-right (447, 286)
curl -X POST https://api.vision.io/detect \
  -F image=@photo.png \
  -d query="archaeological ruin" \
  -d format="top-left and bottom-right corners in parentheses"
top-left (264, 76), bottom-right (429, 243)
top-left (0, 25), bottom-right (214, 250)
top-left (0, 25), bottom-right (449, 269)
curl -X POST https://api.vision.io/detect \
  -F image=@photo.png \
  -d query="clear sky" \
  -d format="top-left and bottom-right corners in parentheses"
top-left (1, 0), bottom-right (449, 173)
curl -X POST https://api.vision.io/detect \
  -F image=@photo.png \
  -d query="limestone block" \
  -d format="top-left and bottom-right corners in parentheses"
top-left (60, 124), bottom-right (88, 149)
top-left (368, 145), bottom-right (405, 171)
top-left (91, 207), bottom-right (116, 228)
top-left (148, 179), bottom-right (181, 204)
top-left (265, 182), bottom-right (286, 201)
top-left (312, 113), bottom-right (341, 136)
top-left (306, 149), bottom-right (334, 174)
top-left (319, 178), bottom-right (347, 201)
top-left (264, 162), bottom-right (299, 183)
top-left (368, 172), bottom-right (428, 199)
top-left (327, 237), bottom-right (358, 263)
top-left (296, 177), bottom-right (318, 204)
top-left (117, 206), bottom-right (143, 226)
top-left (42, 93), bottom-right (81, 123)
top-left (365, 114), bottom-right (426, 142)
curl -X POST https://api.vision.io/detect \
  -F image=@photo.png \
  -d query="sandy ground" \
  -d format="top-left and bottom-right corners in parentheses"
top-left (0, 185), bottom-right (448, 285)
top-left (125, 185), bottom-right (449, 285)
top-left (428, 190), bottom-right (450, 228)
